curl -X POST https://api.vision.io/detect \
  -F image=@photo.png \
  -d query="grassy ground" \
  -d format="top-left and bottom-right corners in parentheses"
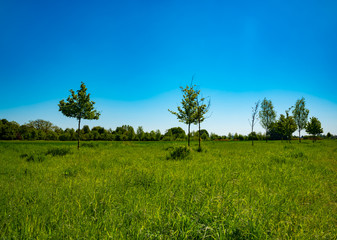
top-left (0, 140), bottom-right (336, 239)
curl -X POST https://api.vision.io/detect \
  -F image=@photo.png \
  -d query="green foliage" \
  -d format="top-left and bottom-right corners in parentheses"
top-left (46, 147), bottom-right (71, 156)
top-left (58, 82), bottom-right (100, 121)
top-left (59, 82), bottom-right (100, 149)
top-left (169, 83), bottom-right (199, 146)
top-left (283, 108), bottom-right (297, 142)
top-left (168, 84), bottom-right (199, 125)
top-left (259, 98), bottom-right (276, 141)
top-left (22, 153), bottom-right (46, 162)
top-left (164, 127), bottom-right (186, 141)
top-left (0, 119), bottom-right (19, 140)
top-left (166, 146), bottom-right (191, 160)
top-left (27, 119), bottom-right (54, 133)
top-left (293, 97), bottom-right (309, 142)
top-left (136, 126), bottom-right (145, 141)
top-left (306, 117), bottom-right (323, 142)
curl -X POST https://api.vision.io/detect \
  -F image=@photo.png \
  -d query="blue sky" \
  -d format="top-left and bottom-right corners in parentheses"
top-left (1, 0), bottom-right (337, 135)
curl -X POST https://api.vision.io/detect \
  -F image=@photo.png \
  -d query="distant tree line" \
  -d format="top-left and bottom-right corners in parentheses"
top-left (0, 118), bottom-right (333, 142)
top-left (0, 83), bottom-right (332, 143)
top-left (254, 97), bottom-right (325, 143)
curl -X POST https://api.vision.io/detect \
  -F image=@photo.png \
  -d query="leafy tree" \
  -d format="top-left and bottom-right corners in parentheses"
top-left (306, 117), bottom-right (323, 142)
top-left (58, 82), bottom-right (100, 149)
top-left (292, 97), bottom-right (309, 143)
top-left (268, 121), bottom-right (283, 140)
top-left (199, 129), bottom-right (209, 138)
top-left (248, 132), bottom-right (258, 141)
top-left (164, 127), bottom-right (186, 141)
top-left (125, 125), bottom-right (136, 141)
top-left (82, 125), bottom-right (90, 134)
top-left (92, 126), bottom-right (106, 140)
top-left (155, 130), bottom-right (162, 141)
top-left (18, 125), bottom-right (32, 140)
top-left (201, 132), bottom-right (209, 141)
top-left (149, 130), bottom-right (156, 141)
top-left (249, 100), bottom-right (260, 146)
top-left (284, 108), bottom-right (297, 143)
top-left (195, 92), bottom-right (210, 151)
top-left (169, 83), bottom-right (198, 147)
top-left (259, 98), bottom-right (276, 142)
top-left (326, 132), bottom-right (332, 139)
top-left (0, 119), bottom-right (19, 140)
top-left (27, 119), bottom-right (54, 133)
top-left (137, 126), bottom-right (145, 141)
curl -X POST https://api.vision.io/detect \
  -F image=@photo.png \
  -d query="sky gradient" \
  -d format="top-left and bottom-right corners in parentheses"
top-left (1, 0), bottom-right (337, 135)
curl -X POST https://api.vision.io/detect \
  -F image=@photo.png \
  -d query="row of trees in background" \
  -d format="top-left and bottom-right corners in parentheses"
top-left (250, 97), bottom-right (324, 145)
top-left (0, 82), bottom-right (330, 144)
top-left (0, 118), bottom-right (332, 142)
top-left (0, 119), bottom-right (208, 142)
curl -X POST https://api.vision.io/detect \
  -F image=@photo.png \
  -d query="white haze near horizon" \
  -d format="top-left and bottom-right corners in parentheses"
top-left (1, 90), bottom-right (337, 136)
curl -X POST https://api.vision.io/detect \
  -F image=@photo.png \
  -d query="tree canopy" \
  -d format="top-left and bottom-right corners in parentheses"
top-left (259, 98), bottom-right (276, 142)
top-left (169, 83), bottom-right (199, 147)
top-left (58, 82), bottom-right (100, 149)
top-left (292, 97), bottom-right (309, 143)
top-left (306, 117), bottom-right (323, 142)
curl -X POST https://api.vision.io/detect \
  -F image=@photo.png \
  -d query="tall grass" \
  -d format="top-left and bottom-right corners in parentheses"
top-left (0, 140), bottom-right (336, 239)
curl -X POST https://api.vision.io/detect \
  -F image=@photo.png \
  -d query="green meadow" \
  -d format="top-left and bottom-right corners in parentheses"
top-left (0, 140), bottom-right (336, 239)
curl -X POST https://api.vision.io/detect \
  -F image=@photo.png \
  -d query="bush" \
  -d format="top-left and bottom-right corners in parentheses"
top-left (167, 146), bottom-right (191, 160)
top-left (46, 147), bottom-right (71, 156)
top-left (25, 153), bottom-right (46, 162)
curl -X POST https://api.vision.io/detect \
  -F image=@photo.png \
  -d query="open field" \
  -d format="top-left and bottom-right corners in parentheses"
top-left (0, 140), bottom-right (336, 239)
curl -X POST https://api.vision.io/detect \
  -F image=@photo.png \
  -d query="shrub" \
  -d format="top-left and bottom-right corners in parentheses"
top-left (46, 147), bottom-right (71, 156)
top-left (25, 153), bottom-right (46, 162)
top-left (167, 146), bottom-right (191, 160)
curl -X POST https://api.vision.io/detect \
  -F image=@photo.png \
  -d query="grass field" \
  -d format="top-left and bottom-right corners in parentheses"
top-left (0, 140), bottom-right (336, 239)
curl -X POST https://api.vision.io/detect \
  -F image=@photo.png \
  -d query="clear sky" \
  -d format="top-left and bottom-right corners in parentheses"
top-left (1, 0), bottom-right (337, 135)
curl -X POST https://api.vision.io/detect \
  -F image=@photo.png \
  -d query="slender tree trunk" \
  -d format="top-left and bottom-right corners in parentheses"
top-left (77, 118), bottom-right (81, 149)
top-left (299, 129), bottom-right (301, 143)
top-left (251, 126), bottom-right (254, 146)
top-left (188, 123), bottom-right (190, 147)
top-left (265, 129), bottom-right (268, 143)
top-left (198, 119), bottom-right (201, 150)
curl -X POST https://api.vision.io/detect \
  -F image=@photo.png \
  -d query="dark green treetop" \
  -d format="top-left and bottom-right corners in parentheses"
top-left (306, 116), bottom-right (323, 142)
top-left (292, 97), bottom-right (309, 143)
top-left (58, 82), bottom-right (100, 149)
top-left (169, 83), bottom-right (199, 147)
top-left (259, 98), bottom-right (276, 142)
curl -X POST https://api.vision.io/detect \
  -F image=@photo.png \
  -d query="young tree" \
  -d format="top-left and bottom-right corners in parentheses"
top-left (284, 107), bottom-right (297, 143)
top-left (195, 93), bottom-right (210, 151)
top-left (292, 97), bottom-right (309, 143)
top-left (169, 83), bottom-right (198, 147)
top-left (136, 126), bottom-right (145, 141)
top-left (259, 98), bottom-right (276, 142)
top-left (306, 117), bottom-right (323, 142)
top-left (58, 82), bottom-right (100, 149)
top-left (249, 100), bottom-right (260, 146)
